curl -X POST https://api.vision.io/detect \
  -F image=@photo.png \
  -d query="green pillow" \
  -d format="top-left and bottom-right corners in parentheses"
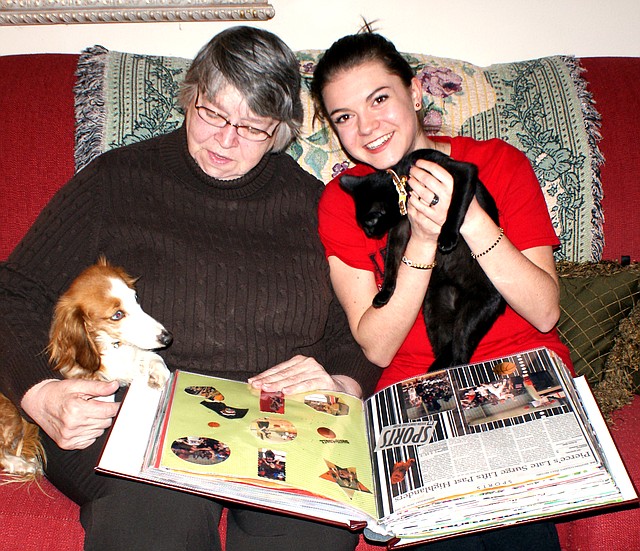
top-left (595, 299), bottom-right (640, 418)
top-left (557, 262), bottom-right (640, 386)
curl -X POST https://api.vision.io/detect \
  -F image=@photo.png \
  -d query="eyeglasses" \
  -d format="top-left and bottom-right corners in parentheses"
top-left (193, 94), bottom-right (277, 143)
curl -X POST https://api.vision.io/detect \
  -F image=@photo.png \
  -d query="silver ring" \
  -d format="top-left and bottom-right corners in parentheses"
top-left (429, 193), bottom-right (440, 207)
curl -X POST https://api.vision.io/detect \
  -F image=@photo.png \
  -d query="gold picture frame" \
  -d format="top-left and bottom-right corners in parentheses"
top-left (0, 0), bottom-right (275, 25)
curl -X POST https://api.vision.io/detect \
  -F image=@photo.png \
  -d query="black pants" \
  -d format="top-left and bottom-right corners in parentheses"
top-left (410, 521), bottom-right (561, 550)
top-left (41, 430), bottom-right (359, 551)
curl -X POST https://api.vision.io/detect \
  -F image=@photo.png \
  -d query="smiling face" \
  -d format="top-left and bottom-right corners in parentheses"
top-left (185, 84), bottom-right (279, 180)
top-left (321, 60), bottom-right (432, 170)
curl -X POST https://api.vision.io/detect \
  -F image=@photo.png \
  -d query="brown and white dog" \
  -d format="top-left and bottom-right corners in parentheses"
top-left (0, 257), bottom-right (172, 481)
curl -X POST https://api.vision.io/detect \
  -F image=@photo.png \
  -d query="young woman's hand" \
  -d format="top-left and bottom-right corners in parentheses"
top-left (405, 159), bottom-right (454, 245)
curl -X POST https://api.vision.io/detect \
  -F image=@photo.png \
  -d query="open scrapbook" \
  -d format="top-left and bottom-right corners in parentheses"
top-left (97, 347), bottom-right (637, 548)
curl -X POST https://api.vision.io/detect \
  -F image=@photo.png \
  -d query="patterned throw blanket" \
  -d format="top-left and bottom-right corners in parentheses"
top-left (75, 47), bottom-right (603, 262)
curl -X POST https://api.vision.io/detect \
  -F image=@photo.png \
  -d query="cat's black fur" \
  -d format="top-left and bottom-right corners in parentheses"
top-left (340, 148), bottom-right (506, 370)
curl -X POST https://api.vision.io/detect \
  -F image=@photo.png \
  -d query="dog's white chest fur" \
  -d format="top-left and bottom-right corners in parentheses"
top-left (99, 343), bottom-right (169, 388)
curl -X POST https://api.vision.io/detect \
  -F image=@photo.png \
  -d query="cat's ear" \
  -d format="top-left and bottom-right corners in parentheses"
top-left (339, 174), bottom-right (362, 192)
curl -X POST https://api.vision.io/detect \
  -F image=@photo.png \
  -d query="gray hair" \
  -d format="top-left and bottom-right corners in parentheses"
top-left (179, 26), bottom-right (303, 152)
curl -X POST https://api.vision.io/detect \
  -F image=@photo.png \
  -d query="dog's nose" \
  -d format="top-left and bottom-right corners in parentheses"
top-left (159, 329), bottom-right (173, 347)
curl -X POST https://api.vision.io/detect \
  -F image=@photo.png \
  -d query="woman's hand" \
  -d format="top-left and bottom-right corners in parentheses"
top-left (21, 378), bottom-right (120, 450)
top-left (405, 159), bottom-right (454, 245)
top-left (408, 158), bottom-right (560, 331)
top-left (248, 355), bottom-right (362, 398)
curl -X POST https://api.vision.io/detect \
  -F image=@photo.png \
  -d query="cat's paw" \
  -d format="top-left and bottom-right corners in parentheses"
top-left (373, 289), bottom-right (393, 308)
top-left (438, 232), bottom-right (459, 253)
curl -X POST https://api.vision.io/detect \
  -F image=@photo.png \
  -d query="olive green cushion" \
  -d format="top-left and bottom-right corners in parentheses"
top-left (557, 261), bottom-right (640, 416)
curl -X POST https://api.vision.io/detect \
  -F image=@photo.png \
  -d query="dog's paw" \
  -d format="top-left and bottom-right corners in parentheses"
top-left (0, 454), bottom-right (43, 478)
top-left (147, 357), bottom-right (170, 389)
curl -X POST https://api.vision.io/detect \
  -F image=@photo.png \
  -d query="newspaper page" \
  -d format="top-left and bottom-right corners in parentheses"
top-left (363, 348), bottom-right (628, 543)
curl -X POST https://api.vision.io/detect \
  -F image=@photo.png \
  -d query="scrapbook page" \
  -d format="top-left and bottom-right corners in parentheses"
top-left (143, 369), bottom-right (378, 523)
top-left (97, 348), bottom-right (637, 548)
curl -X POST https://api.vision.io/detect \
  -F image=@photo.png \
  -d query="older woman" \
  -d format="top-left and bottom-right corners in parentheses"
top-left (0, 27), bottom-right (374, 551)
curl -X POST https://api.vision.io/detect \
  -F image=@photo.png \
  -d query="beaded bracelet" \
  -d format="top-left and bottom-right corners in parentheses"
top-left (471, 227), bottom-right (504, 259)
top-left (401, 256), bottom-right (437, 270)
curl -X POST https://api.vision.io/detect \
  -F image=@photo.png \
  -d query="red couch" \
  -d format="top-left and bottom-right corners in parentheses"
top-left (1, 52), bottom-right (639, 550)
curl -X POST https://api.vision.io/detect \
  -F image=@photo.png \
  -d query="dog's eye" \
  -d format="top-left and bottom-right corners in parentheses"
top-left (134, 293), bottom-right (140, 304)
top-left (111, 310), bottom-right (125, 321)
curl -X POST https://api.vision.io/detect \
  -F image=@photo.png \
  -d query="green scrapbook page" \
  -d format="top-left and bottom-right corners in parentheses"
top-left (150, 371), bottom-right (378, 516)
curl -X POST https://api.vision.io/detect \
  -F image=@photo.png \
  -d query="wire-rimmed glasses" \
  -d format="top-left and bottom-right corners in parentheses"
top-left (194, 94), bottom-right (277, 142)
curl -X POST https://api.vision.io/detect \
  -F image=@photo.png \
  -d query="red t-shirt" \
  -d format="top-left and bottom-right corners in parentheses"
top-left (318, 137), bottom-right (573, 391)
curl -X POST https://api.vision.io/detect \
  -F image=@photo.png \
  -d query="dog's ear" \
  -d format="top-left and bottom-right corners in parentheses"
top-left (48, 298), bottom-right (102, 377)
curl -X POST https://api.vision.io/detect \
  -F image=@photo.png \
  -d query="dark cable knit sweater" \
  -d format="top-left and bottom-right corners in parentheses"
top-left (0, 125), bottom-right (379, 410)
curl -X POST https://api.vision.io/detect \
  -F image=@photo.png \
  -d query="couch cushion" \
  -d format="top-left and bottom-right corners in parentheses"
top-left (73, 47), bottom-right (603, 263)
top-left (557, 261), bottom-right (640, 415)
top-left (0, 476), bottom-right (83, 550)
top-left (558, 262), bottom-right (640, 380)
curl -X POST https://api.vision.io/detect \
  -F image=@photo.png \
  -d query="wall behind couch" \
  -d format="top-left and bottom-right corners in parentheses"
top-left (0, 0), bottom-right (638, 65)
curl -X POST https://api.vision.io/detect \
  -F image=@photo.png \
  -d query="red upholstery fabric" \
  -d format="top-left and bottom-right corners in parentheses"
top-left (0, 478), bottom-right (83, 551)
top-left (580, 57), bottom-right (640, 263)
top-left (0, 53), bottom-right (77, 261)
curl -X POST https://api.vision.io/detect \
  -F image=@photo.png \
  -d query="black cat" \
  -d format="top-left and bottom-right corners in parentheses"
top-left (340, 148), bottom-right (506, 370)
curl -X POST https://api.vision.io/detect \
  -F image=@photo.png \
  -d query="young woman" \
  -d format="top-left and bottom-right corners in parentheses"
top-left (311, 29), bottom-right (571, 551)
top-left (311, 30), bottom-right (573, 392)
